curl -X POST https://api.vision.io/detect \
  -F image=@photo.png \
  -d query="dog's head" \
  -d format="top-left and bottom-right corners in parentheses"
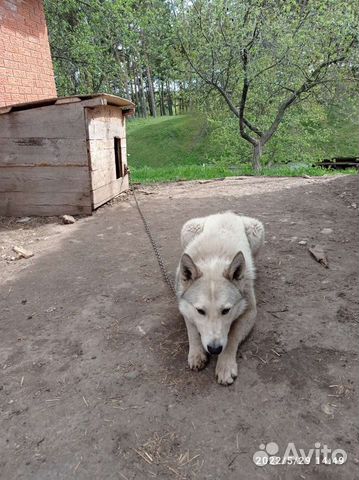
top-left (178, 252), bottom-right (247, 354)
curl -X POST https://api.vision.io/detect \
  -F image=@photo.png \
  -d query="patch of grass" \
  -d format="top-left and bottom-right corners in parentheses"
top-left (127, 105), bottom-right (358, 184)
top-left (127, 114), bottom-right (210, 168)
top-left (131, 164), bottom-right (357, 184)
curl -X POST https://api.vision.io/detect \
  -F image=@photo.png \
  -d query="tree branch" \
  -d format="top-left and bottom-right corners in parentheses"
top-left (239, 48), bottom-right (256, 146)
top-left (179, 37), bottom-right (240, 119)
top-left (263, 55), bottom-right (347, 144)
top-left (243, 118), bottom-right (263, 137)
top-left (250, 52), bottom-right (288, 82)
top-left (52, 54), bottom-right (89, 66)
top-left (214, 83), bottom-right (240, 118)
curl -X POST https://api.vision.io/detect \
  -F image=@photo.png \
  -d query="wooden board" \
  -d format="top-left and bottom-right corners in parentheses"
top-left (0, 138), bottom-right (88, 167)
top-left (55, 97), bottom-right (82, 105)
top-left (0, 94), bottom-right (134, 115)
top-left (91, 165), bottom-right (117, 191)
top-left (85, 106), bottom-right (128, 201)
top-left (0, 191), bottom-right (92, 216)
top-left (85, 105), bottom-right (124, 140)
top-left (0, 107), bottom-right (12, 114)
top-left (91, 176), bottom-right (129, 209)
top-left (87, 138), bottom-right (127, 171)
top-left (0, 103), bottom-right (86, 139)
top-left (0, 166), bottom-right (90, 193)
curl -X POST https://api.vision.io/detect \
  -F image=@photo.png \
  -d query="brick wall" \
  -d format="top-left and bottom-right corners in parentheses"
top-left (0, 0), bottom-right (57, 107)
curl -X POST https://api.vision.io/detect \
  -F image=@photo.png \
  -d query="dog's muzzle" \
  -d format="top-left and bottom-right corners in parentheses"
top-left (207, 344), bottom-right (223, 355)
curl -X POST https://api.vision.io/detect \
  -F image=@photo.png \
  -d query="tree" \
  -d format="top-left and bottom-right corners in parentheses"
top-left (45, 0), bottom-right (185, 118)
top-left (173, 0), bottom-right (358, 170)
top-left (44, 0), bottom-right (133, 95)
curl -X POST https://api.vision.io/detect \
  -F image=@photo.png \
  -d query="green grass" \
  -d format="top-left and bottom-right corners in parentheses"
top-left (127, 108), bottom-right (358, 184)
top-left (127, 115), bottom-right (211, 168)
top-left (131, 164), bottom-right (357, 184)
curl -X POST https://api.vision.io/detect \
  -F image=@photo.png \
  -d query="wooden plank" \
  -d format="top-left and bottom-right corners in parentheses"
top-left (0, 106), bottom-right (12, 115)
top-left (94, 93), bottom-right (135, 109)
top-left (87, 138), bottom-right (127, 172)
top-left (0, 94), bottom-right (134, 115)
top-left (55, 97), bottom-right (81, 105)
top-left (80, 98), bottom-right (107, 108)
top-left (0, 138), bottom-right (88, 167)
top-left (90, 146), bottom-right (128, 189)
top-left (0, 191), bottom-right (92, 216)
top-left (84, 104), bottom-right (129, 203)
top-left (91, 165), bottom-right (117, 191)
top-left (0, 103), bottom-right (86, 139)
top-left (0, 166), bottom-right (90, 193)
top-left (0, 97), bottom-right (58, 114)
top-left (91, 176), bottom-right (129, 209)
top-left (85, 105), bottom-right (124, 140)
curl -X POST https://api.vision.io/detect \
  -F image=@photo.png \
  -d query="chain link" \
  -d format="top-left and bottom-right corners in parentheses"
top-left (128, 172), bottom-right (176, 297)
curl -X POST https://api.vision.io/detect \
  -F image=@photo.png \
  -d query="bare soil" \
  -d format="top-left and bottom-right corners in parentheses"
top-left (0, 175), bottom-right (358, 480)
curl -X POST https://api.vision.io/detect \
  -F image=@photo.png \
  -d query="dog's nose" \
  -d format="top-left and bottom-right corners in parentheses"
top-left (207, 344), bottom-right (223, 355)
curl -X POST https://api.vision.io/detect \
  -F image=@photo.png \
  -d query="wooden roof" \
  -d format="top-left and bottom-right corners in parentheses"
top-left (0, 93), bottom-right (135, 115)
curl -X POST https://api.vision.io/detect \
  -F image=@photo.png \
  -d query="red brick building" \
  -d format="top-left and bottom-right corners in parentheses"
top-left (0, 0), bottom-right (57, 107)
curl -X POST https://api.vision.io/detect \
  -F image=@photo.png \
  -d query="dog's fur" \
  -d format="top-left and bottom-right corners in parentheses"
top-left (175, 211), bottom-right (264, 385)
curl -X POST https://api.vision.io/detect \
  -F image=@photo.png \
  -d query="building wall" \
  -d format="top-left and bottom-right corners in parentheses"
top-left (0, 0), bottom-right (57, 107)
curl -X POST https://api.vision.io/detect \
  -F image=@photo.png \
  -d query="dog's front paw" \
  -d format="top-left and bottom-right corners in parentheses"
top-left (215, 357), bottom-right (238, 385)
top-left (188, 349), bottom-right (208, 371)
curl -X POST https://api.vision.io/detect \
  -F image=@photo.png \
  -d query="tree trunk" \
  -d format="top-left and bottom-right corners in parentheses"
top-left (188, 76), bottom-right (193, 111)
top-left (133, 77), bottom-right (140, 117)
top-left (146, 63), bottom-right (156, 117)
top-left (129, 77), bottom-right (134, 103)
top-left (166, 81), bottom-right (173, 116)
top-left (160, 81), bottom-right (165, 116)
top-left (138, 68), bottom-right (147, 118)
top-left (130, 62), bottom-right (140, 115)
top-left (252, 142), bottom-right (263, 172)
top-left (173, 82), bottom-right (178, 115)
top-left (179, 82), bottom-right (184, 114)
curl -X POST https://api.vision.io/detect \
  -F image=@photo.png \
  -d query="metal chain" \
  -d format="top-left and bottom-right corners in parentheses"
top-left (128, 172), bottom-right (176, 297)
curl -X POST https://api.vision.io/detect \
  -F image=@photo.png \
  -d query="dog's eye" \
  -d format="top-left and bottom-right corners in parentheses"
top-left (221, 308), bottom-right (230, 315)
top-left (196, 308), bottom-right (206, 315)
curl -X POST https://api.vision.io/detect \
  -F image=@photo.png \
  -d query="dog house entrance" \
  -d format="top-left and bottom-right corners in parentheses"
top-left (114, 137), bottom-right (123, 179)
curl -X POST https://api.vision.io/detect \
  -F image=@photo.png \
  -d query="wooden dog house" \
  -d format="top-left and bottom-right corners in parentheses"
top-left (0, 94), bottom-right (135, 216)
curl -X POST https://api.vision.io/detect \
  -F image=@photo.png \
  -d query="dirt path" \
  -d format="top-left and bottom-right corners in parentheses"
top-left (0, 175), bottom-right (358, 480)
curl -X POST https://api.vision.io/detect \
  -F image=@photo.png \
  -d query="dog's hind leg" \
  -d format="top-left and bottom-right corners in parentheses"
top-left (181, 217), bottom-right (205, 249)
top-left (215, 288), bottom-right (257, 385)
top-left (184, 317), bottom-right (208, 371)
top-left (242, 216), bottom-right (265, 257)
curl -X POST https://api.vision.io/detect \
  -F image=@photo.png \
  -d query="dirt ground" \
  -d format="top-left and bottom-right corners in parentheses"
top-left (0, 175), bottom-right (358, 480)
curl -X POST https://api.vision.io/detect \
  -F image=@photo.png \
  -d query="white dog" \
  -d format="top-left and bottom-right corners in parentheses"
top-left (175, 211), bottom-right (264, 385)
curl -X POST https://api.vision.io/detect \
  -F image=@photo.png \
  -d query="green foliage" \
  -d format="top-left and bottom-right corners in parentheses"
top-left (262, 103), bottom-right (332, 165)
top-left (44, 0), bottom-right (359, 177)
top-left (44, 0), bottom-right (186, 104)
top-left (176, 0), bottom-right (358, 121)
top-left (127, 102), bottom-right (358, 172)
top-left (201, 93), bottom-right (359, 166)
top-left (44, 0), bottom-right (134, 95)
top-left (174, 0), bottom-right (358, 166)
top-left (204, 115), bottom-right (251, 164)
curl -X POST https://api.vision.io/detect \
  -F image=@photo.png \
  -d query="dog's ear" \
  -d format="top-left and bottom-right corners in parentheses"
top-left (180, 253), bottom-right (201, 282)
top-left (224, 251), bottom-right (245, 282)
